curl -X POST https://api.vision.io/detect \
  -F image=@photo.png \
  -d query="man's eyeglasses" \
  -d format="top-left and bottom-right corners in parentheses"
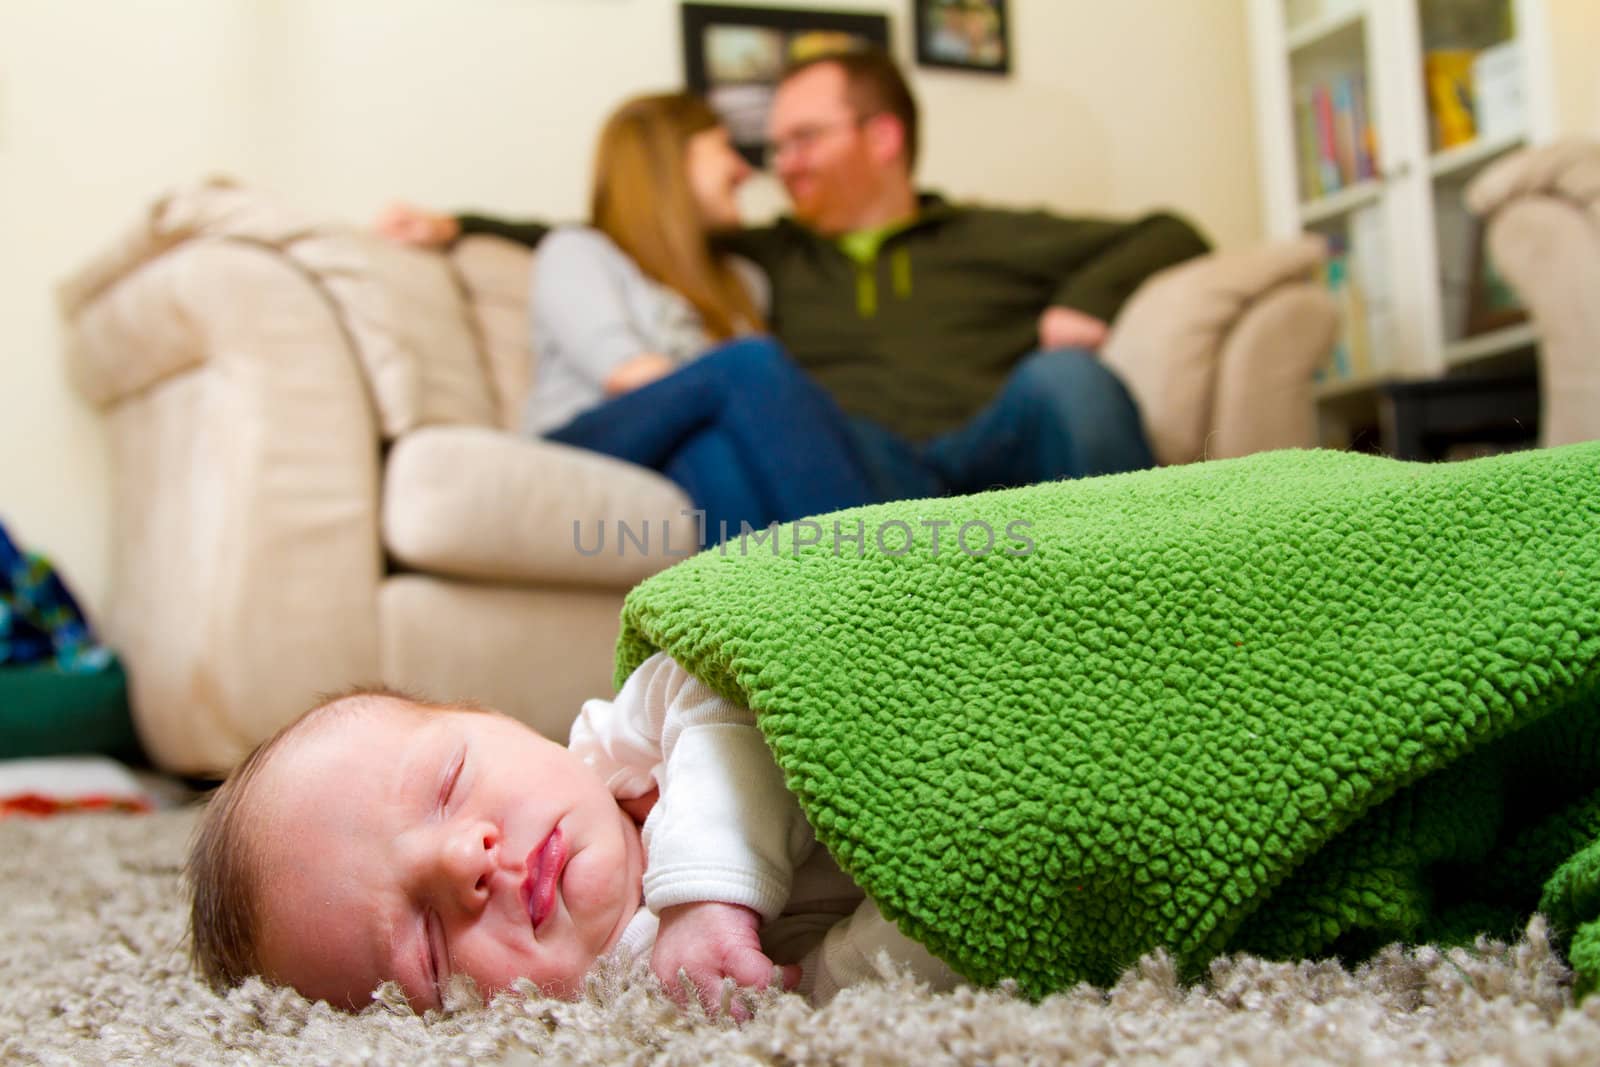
top-left (765, 115), bottom-right (873, 167)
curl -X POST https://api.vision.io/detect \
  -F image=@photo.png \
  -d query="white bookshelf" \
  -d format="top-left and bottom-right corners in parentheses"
top-left (1287, 7), bottom-right (1364, 54)
top-left (1443, 320), bottom-right (1539, 366)
top-left (1248, 0), bottom-right (1558, 419)
top-left (1298, 179), bottom-right (1382, 226)
top-left (1428, 129), bottom-right (1526, 179)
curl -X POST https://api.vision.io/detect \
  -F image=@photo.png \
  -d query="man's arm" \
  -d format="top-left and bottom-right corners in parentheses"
top-left (456, 214), bottom-right (550, 248)
top-left (371, 201), bottom-right (549, 249)
top-left (1049, 211), bottom-right (1210, 325)
top-left (711, 224), bottom-right (790, 278)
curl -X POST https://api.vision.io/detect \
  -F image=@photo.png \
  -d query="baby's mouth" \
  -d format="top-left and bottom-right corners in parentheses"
top-left (521, 828), bottom-right (566, 931)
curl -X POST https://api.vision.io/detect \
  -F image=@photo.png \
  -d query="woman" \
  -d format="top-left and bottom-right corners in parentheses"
top-left (384, 94), bottom-right (876, 544)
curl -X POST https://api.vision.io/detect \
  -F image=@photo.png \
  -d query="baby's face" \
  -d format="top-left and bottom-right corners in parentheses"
top-left (249, 700), bottom-right (643, 1010)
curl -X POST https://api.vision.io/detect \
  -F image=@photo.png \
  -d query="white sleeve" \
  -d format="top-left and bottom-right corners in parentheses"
top-left (633, 658), bottom-right (812, 921)
top-left (799, 898), bottom-right (963, 1006)
top-left (566, 651), bottom-right (675, 800)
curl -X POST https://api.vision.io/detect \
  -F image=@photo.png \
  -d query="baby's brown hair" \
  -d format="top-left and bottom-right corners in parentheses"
top-left (185, 686), bottom-right (485, 991)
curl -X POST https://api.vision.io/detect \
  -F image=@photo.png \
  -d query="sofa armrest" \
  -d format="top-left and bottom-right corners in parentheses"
top-left (62, 242), bottom-right (215, 409)
top-left (60, 239), bottom-right (383, 774)
top-left (61, 177), bottom-right (498, 437)
top-left (1481, 198), bottom-right (1600, 447)
top-left (384, 426), bottom-right (694, 589)
top-left (1102, 236), bottom-right (1328, 465)
top-left (1468, 140), bottom-right (1600, 448)
top-left (1209, 286), bottom-right (1337, 458)
top-left (1465, 140), bottom-right (1600, 222)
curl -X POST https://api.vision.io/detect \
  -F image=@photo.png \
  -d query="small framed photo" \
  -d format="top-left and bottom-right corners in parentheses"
top-left (913, 0), bottom-right (1011, 75)
top-left (681, 3), bottom-right (893, 166)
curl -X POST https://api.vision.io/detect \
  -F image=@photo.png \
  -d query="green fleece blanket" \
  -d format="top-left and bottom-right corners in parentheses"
top-left (616, 445), bottom-right (1600, 998)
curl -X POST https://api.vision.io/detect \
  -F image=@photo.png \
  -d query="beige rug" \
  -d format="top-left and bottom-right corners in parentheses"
top-left (5, 806), bottom-right (1600, 1066)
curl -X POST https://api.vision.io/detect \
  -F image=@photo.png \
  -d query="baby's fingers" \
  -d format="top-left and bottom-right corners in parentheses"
top-left (722, 945), bottom-right (784, 991)
top-left (666, 967), bottom-right (738, 1020)
top-left (722, 965), bottom-right (800, 1022)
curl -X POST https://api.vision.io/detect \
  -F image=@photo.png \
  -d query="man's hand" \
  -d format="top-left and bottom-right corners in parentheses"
top-left (373, 201), bottom-right (461, 248)
top-left (603, 352), bottom-right (676, 396)
top-left (1037, 305), bottom-right (1110, 352)
top-left (652, 901), bottom-right (800, 1020)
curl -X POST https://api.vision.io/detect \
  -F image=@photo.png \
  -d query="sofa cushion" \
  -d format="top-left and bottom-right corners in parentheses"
top-left (379, 576), bottom-right (626, 739)
top-left (1102, 235), bottom-right (1326, 466)
top-left (383, 426), bottom-right (694, 589)
top-left (289, 232), bottom-right (499, 437)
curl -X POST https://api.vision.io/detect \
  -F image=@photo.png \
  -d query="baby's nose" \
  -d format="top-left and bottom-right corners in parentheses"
top-left (433, 823), bottom-right (498, 911)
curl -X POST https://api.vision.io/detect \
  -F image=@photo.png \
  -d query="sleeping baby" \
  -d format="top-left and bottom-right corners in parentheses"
top-left (186, 653), bottom-right (957, 1013)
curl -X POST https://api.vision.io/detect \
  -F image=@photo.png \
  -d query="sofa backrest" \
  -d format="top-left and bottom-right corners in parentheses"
top-left (448, 235), bottom-right (539, 433)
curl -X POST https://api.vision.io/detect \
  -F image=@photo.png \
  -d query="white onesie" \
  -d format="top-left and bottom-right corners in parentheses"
top-left (567, 652), bottom-right (958, 1004)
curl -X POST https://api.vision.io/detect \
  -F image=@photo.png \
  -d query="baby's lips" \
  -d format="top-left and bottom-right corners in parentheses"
top-left (521, 828), bottom-right (566, 929)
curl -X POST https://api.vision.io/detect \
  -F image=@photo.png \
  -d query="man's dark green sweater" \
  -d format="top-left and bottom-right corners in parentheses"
top-left (461, 197), bottom-right (1208, 441)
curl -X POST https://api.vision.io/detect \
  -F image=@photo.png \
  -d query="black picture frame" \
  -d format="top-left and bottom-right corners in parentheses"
top-left (681, 3), bottom-right (893, 166)
top-left (912, 0), bottom-right (1011, 75)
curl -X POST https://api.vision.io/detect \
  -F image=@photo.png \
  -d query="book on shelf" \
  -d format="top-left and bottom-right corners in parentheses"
top-left (1294, 71), bottom-right (1379, 203)
top-left (1349, 75), bottom-right (1377, 180)
top-left (1348, 204), bottom-right (1391, 371)
top-left (1319, 254), bottom-right (1373, 382)
top-left (1314, 209), bottom-right (1391, 386)
top-left (1424, 50), bottom-right (1477, 150)
top-left (1471, 40), bottom-right (1524, 142)
top-left (1331, 78), bottom-right (1357, 187)
top-left (1435, 193), bottom-right (1478, 339)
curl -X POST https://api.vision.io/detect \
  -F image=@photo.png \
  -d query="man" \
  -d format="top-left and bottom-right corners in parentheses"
top-left (378, 49), bottom-right (1209, 499)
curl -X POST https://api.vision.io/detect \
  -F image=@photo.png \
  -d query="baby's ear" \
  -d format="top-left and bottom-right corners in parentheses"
top-left (618, 789), bottom-right (659, 826)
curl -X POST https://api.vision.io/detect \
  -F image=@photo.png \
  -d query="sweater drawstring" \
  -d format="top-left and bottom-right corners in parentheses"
top-left (891, 247), bottom-right (912, 299)
top-left (855, 261), bottom-right (878, 318)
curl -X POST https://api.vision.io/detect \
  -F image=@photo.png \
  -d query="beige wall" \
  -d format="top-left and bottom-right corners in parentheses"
top-left (2, 0), bottom-right (1259, 614)
top-left (0, 0), bottom-right (265, 617)
top-left (1548, 0), bottom-right (1600, 136)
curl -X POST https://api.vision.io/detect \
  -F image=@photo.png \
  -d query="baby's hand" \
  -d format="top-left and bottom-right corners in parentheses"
top-left (651, 902), bottom-right (800, 1020)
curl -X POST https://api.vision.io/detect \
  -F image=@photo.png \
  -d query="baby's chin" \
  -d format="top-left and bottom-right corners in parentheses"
top-left (564, 848), bottom-right (641, 949)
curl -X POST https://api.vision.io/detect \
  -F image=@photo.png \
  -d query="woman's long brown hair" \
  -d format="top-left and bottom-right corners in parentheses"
top-left (590, 93), bottom-right (764, 341)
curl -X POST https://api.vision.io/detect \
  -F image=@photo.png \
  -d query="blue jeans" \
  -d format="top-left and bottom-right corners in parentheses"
top-left (846, 348), bottom-right (1156, 501)
top-left (545, 337), bottom-right (876, 543)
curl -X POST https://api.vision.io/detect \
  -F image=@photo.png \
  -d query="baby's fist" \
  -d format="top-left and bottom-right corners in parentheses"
top-left (652, 901), bottom-right (800, 1020)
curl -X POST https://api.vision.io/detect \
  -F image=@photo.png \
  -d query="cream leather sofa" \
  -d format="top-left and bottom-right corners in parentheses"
top-left (59, 180), bottom-right (1336, 775)
top-left (1467, 139), bottom-right (1600, 447)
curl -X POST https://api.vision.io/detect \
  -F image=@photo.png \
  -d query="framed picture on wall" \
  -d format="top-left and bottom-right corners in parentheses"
top-left (681, 3), bottom-right (892, 166)
top-left (913, 0), bottom-right (1011, 75)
